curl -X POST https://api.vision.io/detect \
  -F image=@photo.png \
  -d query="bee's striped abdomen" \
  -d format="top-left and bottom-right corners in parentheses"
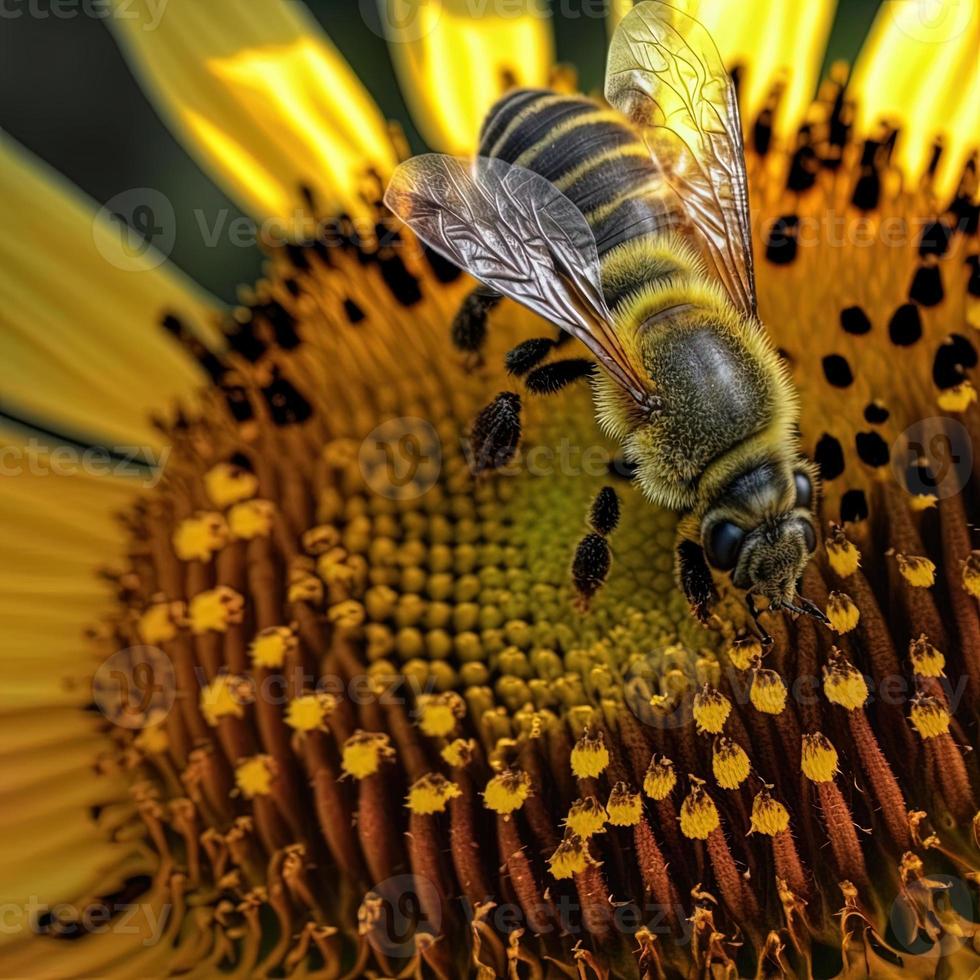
top-left (479, 89), bottom-right (669, 265)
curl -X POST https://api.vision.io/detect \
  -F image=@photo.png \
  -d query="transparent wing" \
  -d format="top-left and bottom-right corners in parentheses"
top-left (384, 153), bottom-right (656, 407)
top-left (605, 0), bottom-right (757, 318)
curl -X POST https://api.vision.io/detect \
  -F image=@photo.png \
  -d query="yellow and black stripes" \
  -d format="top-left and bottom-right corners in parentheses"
top-left (479, 89), bottom-right (673, 276)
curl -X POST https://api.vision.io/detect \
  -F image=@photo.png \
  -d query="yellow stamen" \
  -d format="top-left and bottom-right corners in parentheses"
top-left (571, 728), bottom-right (609, 779)
top-left (228, 499), bottom-right (274, 540)
top-left (750, 668), bottom-right (787, 714)
top-left (910, 697), bottom-right (951, 739)
top-left (825, 524), bottom-right (861, 577)
top-left (693, 685), bottom-right (732, 734)
top-left (342, 731), bottom-right (395, 780)
top-left (679, 780), bottom-right (720, 839)
top-left (189, 586), bottom-right (245, 634)
top-left (236, 755), bottom-right (275, 799)
top-left (249, 625), bottom-right (297, 669)
top-left (606, 783), bottom-right (643, 827)
top-left (750, 789), bottom-right (790, 835)
top-left (285, 693), bottom-right (337, 733)
top-left (483, 769), bottom-right (532, 817)
top-left (644, 756), bottom-right (677, 800)
top-left (800, 732), bottom-right (839, 783)
top-left (894, 553), bottom-right (936, 588)
top-left (417, 692), bottom-right (466, 738)
top-left (713, 737), bottom-right (750, 789)
top-left (200, 674), bottom-right (250, 726)
top-left (204, 462), bottom-right (258, 508)
top-left (406, 773), bottom-right (462, 815)
top-left (909, 635), bottom-right (945, 678)
top-left (172, 512), bottom-right (229, 562)
top-left (826, 591), bottom-right (860, 633)
top-left (823, 649), bottom-right (868, 710)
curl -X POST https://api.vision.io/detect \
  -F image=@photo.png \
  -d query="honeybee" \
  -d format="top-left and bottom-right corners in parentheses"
top-left (385, 1), bottom-right (828, 642)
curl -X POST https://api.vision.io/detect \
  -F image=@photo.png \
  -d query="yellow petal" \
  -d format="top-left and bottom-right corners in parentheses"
top-left (850, 0), bottom-right (980, 198)
top-left (609, 0), bottom-right (836, 136)
top-left (108, 0), bottom-right (395, 220)
top-left (0, 140), bottom-right (220, 446)
top-left (385, 0), bottom-right (554, 153)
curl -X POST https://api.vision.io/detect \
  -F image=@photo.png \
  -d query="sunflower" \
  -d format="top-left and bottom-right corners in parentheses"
top-left (1, 0), bottom-right (978, 977)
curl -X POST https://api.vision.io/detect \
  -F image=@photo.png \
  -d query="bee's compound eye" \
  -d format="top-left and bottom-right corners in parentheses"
top-left (706, 521), bottom-right (745, 571)
top-left (802, 521), bottom-right (817, 554)
top-left (794, 472), bottom-right (813, 509)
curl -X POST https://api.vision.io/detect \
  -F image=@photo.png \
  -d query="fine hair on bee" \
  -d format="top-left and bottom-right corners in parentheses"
top-left (385, 0), bottom-right (831, 642)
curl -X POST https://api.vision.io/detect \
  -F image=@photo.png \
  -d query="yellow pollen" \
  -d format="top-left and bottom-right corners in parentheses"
top-left (134, 724), bottom-right (169, 755)
top-left (406, 773), bottom-right (462, 814)
top-left (204, 462), bottom-right (259, 508)
top-left (172, 512), bottom-right (229, 562)
top-left (643, 756), bottom-right (677, 800)
top-left (565, 797), bottom-right (608, 837)
top-left (341, 731), bottom-right (395, 779)
top-left (909, 635), bottom-right (945, 678)
top-left (825, 524), bottom-right (861, 577)
top-left (549, 834), bottom-right (592, 880)
top-left (750, 790), bottom-right (790, 835)
top-left (693, 685), bottom-right (732, 734)
top-left (606, 783), bottom-right (643, 826)
top-left (483, 769), bottom-right (532, 817)
top-left (417, 692), bottom-right (466, 737)
top-left (712, 737), bottom-right (750, 789)
top-left (937, 381), bottom-right (977, 412)
top-left (287, 568), bottom-right (323, 604)
top-left (800, 732), bottom-right (839, 782)
top-left (679, 782), bottom-right (720, 840)
top-left (235, 755), bottom-right (275, 799)
top-left (441, 738), bottom-right (476, 768)
top-left (137, 600), bottom-right (185, 644)
top-left (250, 625), bottom-right (297, 669)
top-left (909, 494), bottom-right (937, 512)
top-left (728, 636), bottom-right (762, 671)
top-left (823, 650), bottom-right (868, 710)
top-left (826, 592), bottom-right (860, 633)
top-left (200, 674), bottom-right (250, 726)
top-left (189, 586), bottom-right (245, 634)
top-left (910, 697), bottom-right (951, 739)
top-left (228, 499), bottom-right (275, 540)
top-left (962, 552), bottom-right (980, 599)
top-left (894, 553), bottom-right (936, 588)
top-left (327, 600), bottom-right (365, 631)
top-left (571, 728), bottom-right (609, 778)
top-left (750, 668), bottom-right (787, 714)
top-left (285, 693), bottom-right (337, 733)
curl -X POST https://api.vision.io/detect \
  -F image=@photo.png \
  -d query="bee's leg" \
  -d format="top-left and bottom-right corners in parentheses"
top-left (505, 337), bottom-right (556, 376)
top-left (675, 539), bottom-right (718, 626)
top-left (524, 359), bottom-right (595, 395)
top-left (469, 391), bottom-right (522, 474)
top-left (452, 286), bottom-right (501, 366)
top-left (572, 486), bottom-right (621, 610)
top-left (746, 593), bottom-right (774, 647)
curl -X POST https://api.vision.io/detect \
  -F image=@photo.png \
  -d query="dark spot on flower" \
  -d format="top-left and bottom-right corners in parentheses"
top-left (262, 371), bottom-right (312, 426)
top-left (918, 220), bottom-right (951, 258)
top-left (967, 254), bottom-right (980, 297)
top-left (888, 303), bottom-right (922, 346)
top-left (752, 114), bottom-right (772, 156)
top-left (227, 318), bottom-right (266, 363)
top-left (851, 169), bottom-right (880, 210)
top-left (423, 245), bottom-right (463, 284)
top-left (840, 306), bottom-right (872, 335)
top-left (814, 434), bottom-right (845, 480)
top-left (229, 452), bottom-right (253, 471)
top-left (856, 431), bottom-right (890, 468)
top-left (932, 333), bottom-right (978, 389)
top-left (864, 402), bottom-right (889, 424)
top-left (765, 215), bottom-right (799, 264)
top-left (840, 488), bottom-right (869, 522)
top-left (950, 188), bottom-right (979, 235)
top-left (786, 138), bottom-right (818, 192)
top-left (222, 384), bottom-right (254, 422)
top-left (822, 355), bottom-right (853, 387)
top-left (908, 264), bottom-right (943, 307)
top-left (283, 278), bottom-right (301, 298)
top-left (259, 302), bottom-right (300, 350)
top-left (379, 254), bottom-right (423, 306)
top-left (285, 244), bottom-right (309, 271)
top-left (344, 298), bottom-right (366, 324)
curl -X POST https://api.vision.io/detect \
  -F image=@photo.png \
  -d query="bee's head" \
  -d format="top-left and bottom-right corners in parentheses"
top-left (701, 465), bottom-right (827, 626)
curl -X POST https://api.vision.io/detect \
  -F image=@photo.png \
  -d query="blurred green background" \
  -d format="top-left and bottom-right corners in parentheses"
top-left (0, 0), bottom-right (884, 304)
